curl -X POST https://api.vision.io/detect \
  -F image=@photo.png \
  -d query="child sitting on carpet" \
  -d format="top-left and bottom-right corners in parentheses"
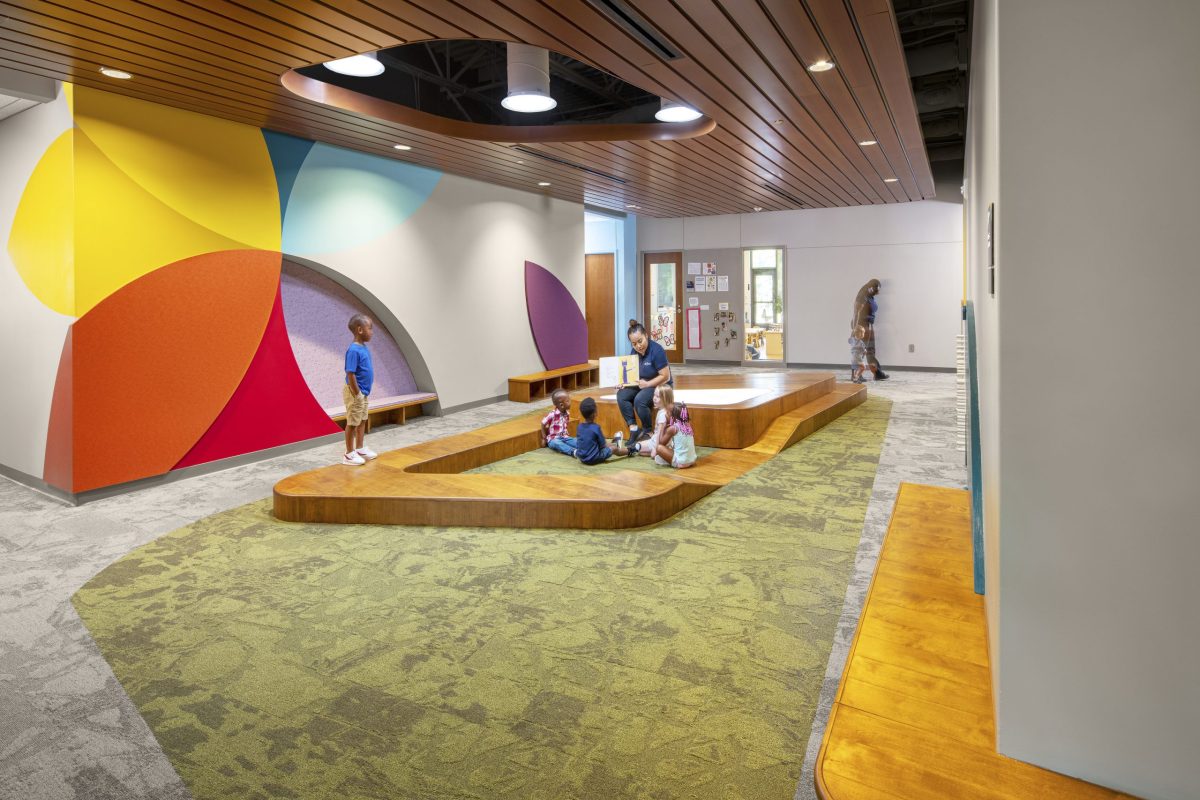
top-left (574, 397), bottom-right (631, 465)
top-left (655, 401), bottom-right (697, 469)
top-left (630, 385), bottom-right (673, 465)
top-left (539, 389), bottom-right (579, 457)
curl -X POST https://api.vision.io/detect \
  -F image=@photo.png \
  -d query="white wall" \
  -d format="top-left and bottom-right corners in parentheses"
top-left (966, 0), bottom-right (1002, 704)
top-left (639, 201), bottom-right (963, 368)
top-left (968, 1), bottom-right (1200, 797)
top-left (0, 91), bottom-right (73, 480)
top-left (320, 177), bottom-right (583, 409)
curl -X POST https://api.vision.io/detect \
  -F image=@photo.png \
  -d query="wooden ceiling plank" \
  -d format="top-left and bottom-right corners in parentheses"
top-left (589, 0), bottom-right (860, 207)
top-left (65, 0), bottom-right (325, 65)
top-left (264, 0), bottom-right (409, 50)
top-left (167, 0), bottom-right (369, 60)
top-left (522, 0), bottom-right (850, 207)
top-left (678, 0), bottom-right (885, 205)
top-left (715, 0), bottom-right (890, 204)
top-left (750, 0), bottom-right (906, 202)
top-left (848, 0), bottom-right (935, 197)
top-left (804, 0), bottom-right (918, 200)
top-left (393, 0), bottom-right (837, 208)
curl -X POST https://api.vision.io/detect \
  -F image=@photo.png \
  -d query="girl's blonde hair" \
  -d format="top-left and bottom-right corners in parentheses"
top-left (657, 385), bottom-right (675, 409)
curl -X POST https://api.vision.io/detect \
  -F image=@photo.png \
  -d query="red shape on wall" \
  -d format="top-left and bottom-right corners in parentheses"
top-left (173, 285), bottom-right (340, 470)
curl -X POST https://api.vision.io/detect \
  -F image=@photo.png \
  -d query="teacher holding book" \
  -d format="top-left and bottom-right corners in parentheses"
top-left (617, 321), bottom-right (673, 442)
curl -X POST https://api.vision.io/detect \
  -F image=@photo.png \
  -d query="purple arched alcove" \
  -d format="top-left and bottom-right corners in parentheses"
top-left (280, 259), bottom-right (425, 412)
top-left (524, 260), bottom-right (588, 370)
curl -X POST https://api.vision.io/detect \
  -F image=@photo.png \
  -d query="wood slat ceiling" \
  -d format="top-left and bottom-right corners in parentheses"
top-left (0, 0), bottom-right (935, 217)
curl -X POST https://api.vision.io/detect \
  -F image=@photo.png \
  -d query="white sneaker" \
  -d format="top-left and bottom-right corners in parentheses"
top-left (341, 451), bottom-right (366, 466)
top-left (356, 447), bottom-right (378, 460)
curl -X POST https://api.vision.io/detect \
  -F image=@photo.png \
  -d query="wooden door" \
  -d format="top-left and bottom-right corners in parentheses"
top-left (643, 251), bottom-right (684, 363)
top-left (584, 253), bottom-right (616, 360)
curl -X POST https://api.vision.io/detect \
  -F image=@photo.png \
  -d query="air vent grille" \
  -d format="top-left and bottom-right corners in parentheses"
top-left (584, 0), bottom-right (683, 61)
top-left (512, 146), bottom-right (627, 184)
top-left (760, 183), bottom-right (807, 208)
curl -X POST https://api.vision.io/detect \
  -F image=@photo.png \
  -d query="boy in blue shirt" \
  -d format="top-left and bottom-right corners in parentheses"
top-left (574, 397), bottom-right (632, 465)
top-left (342, 314), bottom-right (376, 466)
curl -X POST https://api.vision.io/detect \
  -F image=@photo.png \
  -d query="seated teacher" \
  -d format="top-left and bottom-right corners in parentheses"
top-left (617, 321), bottom-right (673, 441)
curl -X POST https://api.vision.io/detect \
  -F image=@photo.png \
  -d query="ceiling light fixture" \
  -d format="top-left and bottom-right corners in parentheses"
top-left (627, 204), bottom-right (640, 209)
top-left (537, 181), bottom-right (551, 187)
top-left (774, 119), bottom-right (784, 125)
top-left (502, 43), bottom-right (557, 113)
top-left (883, 177), bottom-right (899, 183)
top-left (656, 99), bottom-right (702, 122)
top-left (753, 207), bottom-right (763, 212)
top-left (858, 139), bottom-right (877, 146)
top-left (323, 52), bottom-right (384, 77)
top-left (393, 144), bottom-right (412, 151)
top-left (807, 59), bottom-right (835, 72)
top-left (99, 67), bottom-right (133, 80)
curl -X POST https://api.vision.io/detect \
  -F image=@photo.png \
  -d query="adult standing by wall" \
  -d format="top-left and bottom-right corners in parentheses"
top-left (852, 279), bottom-right (889, 380)
top-left (617, 322), bottom-right (673, 439)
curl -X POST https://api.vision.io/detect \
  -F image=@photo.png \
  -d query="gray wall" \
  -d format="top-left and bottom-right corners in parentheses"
top-left (967, 1), bottom-right (1200, 797)
top-left (680, 248), bottom-right (743, 362)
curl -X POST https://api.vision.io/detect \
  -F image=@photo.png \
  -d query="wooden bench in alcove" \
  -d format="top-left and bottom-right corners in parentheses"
top-left (507, 362), bottom-right (601, 402)
top-left (325, 392), bottom-right (438, 430)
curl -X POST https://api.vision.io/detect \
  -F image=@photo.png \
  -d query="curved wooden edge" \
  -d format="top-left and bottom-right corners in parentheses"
top-left (272, 379), bottom-right (867, 528)
top-left (281, 70), bottom-right (716, 143)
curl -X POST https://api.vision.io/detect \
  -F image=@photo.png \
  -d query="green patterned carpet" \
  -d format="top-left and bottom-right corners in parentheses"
top-left (73, 397), bottom-right (890, 800)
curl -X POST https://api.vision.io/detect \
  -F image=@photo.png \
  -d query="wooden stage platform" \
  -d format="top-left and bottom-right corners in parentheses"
top-left (273, 373), bottom-right (866, 529)
top-left (815, 484), bottom-right (1140, 800)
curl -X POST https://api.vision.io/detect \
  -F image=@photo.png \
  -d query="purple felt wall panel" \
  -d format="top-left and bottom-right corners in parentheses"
top-left (280, 260), bottom-right (417, 410)
top-left (524, 260), bottom-right (588, 370)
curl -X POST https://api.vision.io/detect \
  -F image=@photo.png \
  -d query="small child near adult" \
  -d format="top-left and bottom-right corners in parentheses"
top-left (574, 397), bottom-right (631, 465)
top-left (342, 313), bottom-right (377, 466)
top-left (848, 324), bottom-right (876, 384)
top-left (655, 401), bottom-right (697, 469)
top-left (631, 385), bottom-right (673, 465)
top-left (540, 389), bottom-right (579, 457)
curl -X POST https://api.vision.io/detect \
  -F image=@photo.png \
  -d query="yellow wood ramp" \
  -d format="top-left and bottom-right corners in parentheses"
top-left (816, 483), bottom-right (1141, 800)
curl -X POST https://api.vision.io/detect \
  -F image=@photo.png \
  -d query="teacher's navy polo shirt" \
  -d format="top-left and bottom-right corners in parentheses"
top-left (632, 339), bottom-right (673, 385)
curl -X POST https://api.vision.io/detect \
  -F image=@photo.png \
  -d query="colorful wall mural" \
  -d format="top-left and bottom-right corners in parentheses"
top-left (1, 84), bottom-right (585, 495)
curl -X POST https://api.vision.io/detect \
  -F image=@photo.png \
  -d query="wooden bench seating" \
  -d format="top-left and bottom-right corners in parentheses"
top-left (815, 484), bottom-right (1136, 800)
top-left (274, 373), bottom-right (867, 528)
top-left (508, 361), bottom-right (600, 402)
top-left (324, 392), bottom-right (437, 430)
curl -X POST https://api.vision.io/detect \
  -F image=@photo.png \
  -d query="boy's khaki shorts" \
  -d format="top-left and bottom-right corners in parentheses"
top-left (343, 384), bottom-right (369, 427)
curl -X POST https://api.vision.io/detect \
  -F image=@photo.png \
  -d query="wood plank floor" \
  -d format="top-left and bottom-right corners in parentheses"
top-left (273, 374), bottom-right (866, 528)
top-left (815, 484), bottom-right (1142, 800)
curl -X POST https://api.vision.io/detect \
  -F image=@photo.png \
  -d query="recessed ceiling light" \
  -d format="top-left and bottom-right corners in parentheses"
top-left (99, 67), bottom-right (132, 80)
top-left (753, 207), bottom-right (763, 212)
top-left (393, 144), bottom-right (412, 151)
top-left (858, 139), bottom-right (877, 146)
top-left (323, 53), bottom-right (384, 77)
top-left (517, 160), bottom-right (524, 164)
top-left (883, 178), bottom-right (899, 183)
top-left (807, 59), bottom-right (835, 72)
top-left (656, 99), bottom-right (702, 122)
top-left (627, 204), bottom-right (640, 209)
top-left (537, 181), bottom-right (551, 187)
top-left (773, 119), bottom-right (784, 125)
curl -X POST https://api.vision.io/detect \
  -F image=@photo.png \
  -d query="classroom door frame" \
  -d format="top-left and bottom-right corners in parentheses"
top-left (642, 251), bottom-right (684, 363)
top-left (742, 245), bottom-right (787, 364)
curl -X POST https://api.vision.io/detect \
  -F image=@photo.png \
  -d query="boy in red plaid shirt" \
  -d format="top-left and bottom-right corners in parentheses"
top-left (540, 389), bottom-right (579, 457)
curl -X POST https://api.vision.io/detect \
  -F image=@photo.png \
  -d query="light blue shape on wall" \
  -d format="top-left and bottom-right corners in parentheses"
top-left (281, 142), bottom-right (442, 257)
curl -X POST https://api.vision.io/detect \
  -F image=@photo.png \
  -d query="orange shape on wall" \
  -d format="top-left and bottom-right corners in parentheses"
top-left (173, 286), bottom-right (340, 470)
top-left (47, 250), bottom-right (280, 492)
